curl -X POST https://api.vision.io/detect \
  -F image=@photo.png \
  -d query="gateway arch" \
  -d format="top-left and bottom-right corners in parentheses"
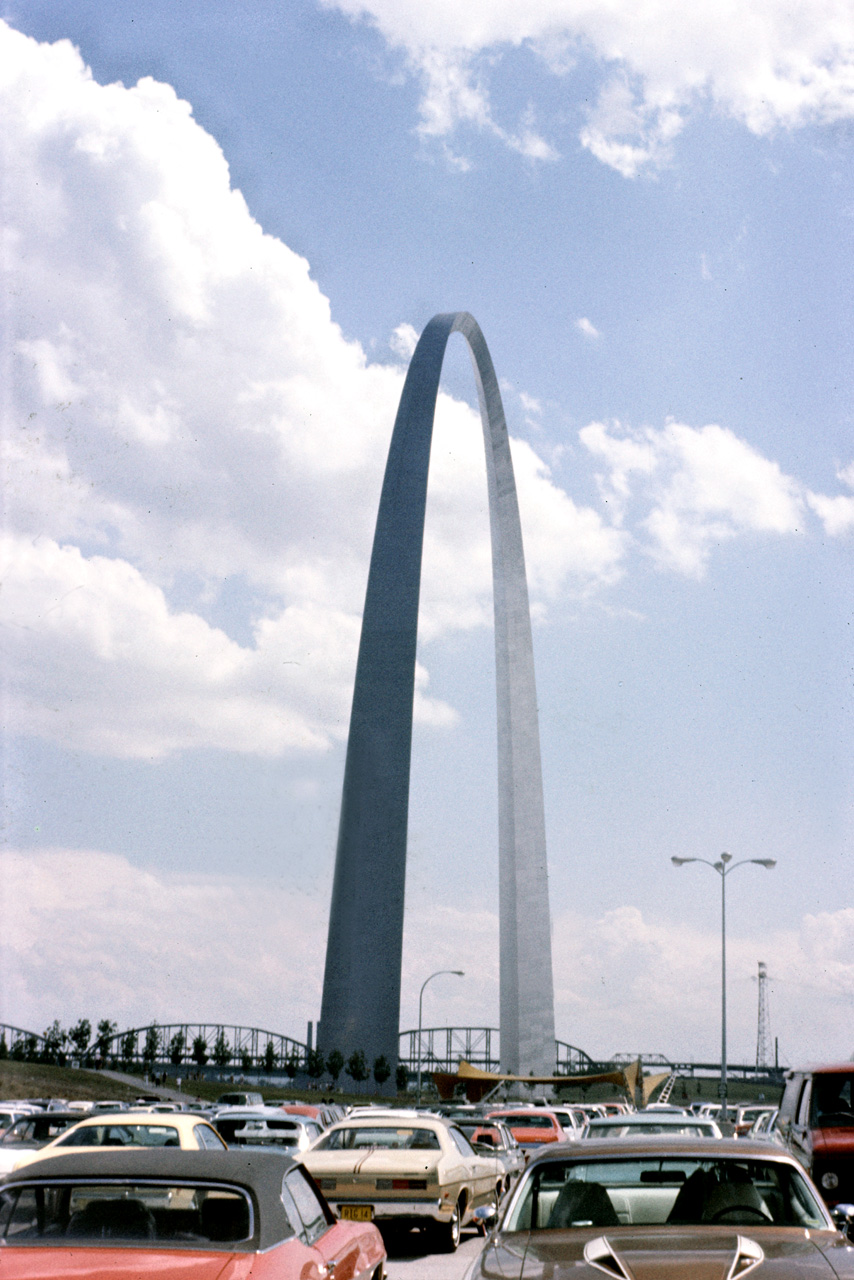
top-left (319, 312), bottom-right (556, 1077)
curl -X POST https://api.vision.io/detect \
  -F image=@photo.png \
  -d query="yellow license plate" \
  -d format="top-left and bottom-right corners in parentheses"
top-left (340, 1204), bottom-right (373, 1222)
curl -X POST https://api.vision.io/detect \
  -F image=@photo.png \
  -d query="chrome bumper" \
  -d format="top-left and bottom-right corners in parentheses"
top-left (333, 1198), bottom-right (444, 1220)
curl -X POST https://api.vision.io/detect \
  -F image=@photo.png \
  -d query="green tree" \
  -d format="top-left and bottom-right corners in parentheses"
top-left (284, 1051), bottom-right (300, 1080)
top-left (9, 1036), bottom-right (26, 1061)
top-left (373, 1055), bottom-right (391, 1088)
top-left (121, 1030), bottom-right (137, 1068)
top-left (239, 1046), bottom-right (252, 1071)
top-left (24, 1035), bottom-right (40, 1063)
top-left (68, 1018), bottom-right (92, 1063)
top-left (262, 1041), bottom-right (277, 1073)
top-left (0, 1033), bottom-right (7, 1060)
top-left (212, 1029), bottom-right (231, 1068)
top-left (395, 1062), bottom-right (409, 1095)
top-left (41, 1020), bottom-right (67, 1066)
top-left (142, 1024), bottom-right (160, 1072)
top-left (326, 1049), bottom-right (344, 1086)
top-left (192, 1035), bottom-right (209, 1067)
top-left (305, 1048), bottom-right (325, 1081)
top-left (94, 1019), bottom-right (117, 1062)
top-left (168, 1031), bottom-right (186, 1066)
top-left (346, 1049), bottom-right (368, 1093)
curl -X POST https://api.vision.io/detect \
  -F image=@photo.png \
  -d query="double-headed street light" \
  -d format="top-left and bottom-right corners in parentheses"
top-left (671, 852), bottom-right (776, 1122)
top-left (417, 969), bottom-right (464, 1103)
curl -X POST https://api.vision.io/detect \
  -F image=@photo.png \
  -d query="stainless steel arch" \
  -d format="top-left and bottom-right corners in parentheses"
top-left (319, 312), bottom-right (556, 1076)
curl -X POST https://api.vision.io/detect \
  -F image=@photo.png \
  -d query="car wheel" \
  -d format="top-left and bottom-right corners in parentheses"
top-left (434, 1199), bottom-right (462, 1252)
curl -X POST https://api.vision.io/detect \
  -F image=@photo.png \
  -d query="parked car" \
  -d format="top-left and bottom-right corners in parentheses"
top-left (749, 1107), bottom-right (781, 1140)
top-left (549, 1107), bottom-right (586, 1140)
top-left (465, 1135), bottom-right (854, 1280)
top-left (0, 1112), bottom-right (89, 1175)
top-left (734, 1103), bottom-right (778, 1136)
top-left (486, 1108), bottom-right (565, 1154)
top-left (216, 1090), bottom-right (264, 1107)
top-left (0, 1147), bottom-right (386, 1279)
top-left (776, 1063), bottom-right (854, 1207)
top-left (9, 1109), bottom-right (227, 1170)
top-left (302, 1112), bottom-right (504, 1250)
top-left (582, 1113), bottom-right (723, 1139)
top-left (213, 1107), bottom-right (322, 1154)
top-left (444, 1116), bottom-right (525, 1191)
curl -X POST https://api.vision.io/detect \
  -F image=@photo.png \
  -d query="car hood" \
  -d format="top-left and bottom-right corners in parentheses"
top-left (480, 1228), bottom-right (846, 1279)
top-left (0, 1248), bottom-right (256, 1279)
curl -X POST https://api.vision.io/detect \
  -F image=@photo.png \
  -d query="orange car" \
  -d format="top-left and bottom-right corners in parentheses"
top-left (0, 1147), bottom-right (386, 1280)
top-left (486, 1108), bottom-right (564, 1155)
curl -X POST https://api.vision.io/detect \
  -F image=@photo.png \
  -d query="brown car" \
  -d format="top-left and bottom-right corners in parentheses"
top-left (466, 1136), bottom-right (854, 1279)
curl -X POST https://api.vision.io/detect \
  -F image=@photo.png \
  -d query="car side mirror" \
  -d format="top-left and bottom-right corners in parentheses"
top-left (473, 1204), bottom-right (497, 1226)
top-left (831, 1204), bottom-right (854, 1238)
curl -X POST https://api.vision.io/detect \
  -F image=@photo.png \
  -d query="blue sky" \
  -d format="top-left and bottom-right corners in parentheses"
top-left (1, 0), bottom-right (852, 1067)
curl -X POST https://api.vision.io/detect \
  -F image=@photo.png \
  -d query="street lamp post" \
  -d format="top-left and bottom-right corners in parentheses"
top-left (417, 969), bottom-right (464, 1103)
top-left (671, 852), bottom-right (775, 1122)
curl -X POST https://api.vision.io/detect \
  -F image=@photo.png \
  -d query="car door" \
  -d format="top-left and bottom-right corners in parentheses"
top-left (790, 1076), bottom-right (814, 1171)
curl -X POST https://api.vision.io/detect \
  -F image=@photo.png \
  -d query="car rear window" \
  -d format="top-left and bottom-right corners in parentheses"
top-left (55, 1124), bottom-right (181, 1148)
top-left (315, 1126), bottom-right (440, 1150)
top-left (0, 1181), bottom-right (253, 1245)
top-left (503, 1114), bottom-right (556, 1130)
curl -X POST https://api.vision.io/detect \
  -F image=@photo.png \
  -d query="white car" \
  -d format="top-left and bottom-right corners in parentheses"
top-left (212, 1107), bottom-right (322, 1154)
top-left (582, 1113), bottom-right (723, 1139)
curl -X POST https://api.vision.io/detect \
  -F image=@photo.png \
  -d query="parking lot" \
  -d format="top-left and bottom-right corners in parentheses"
top-left (385, 1227), bottom-right (485, 1279)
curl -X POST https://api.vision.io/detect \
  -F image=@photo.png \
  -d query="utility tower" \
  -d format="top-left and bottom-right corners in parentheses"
top-left (756, 960), bottom-right (772, 1069)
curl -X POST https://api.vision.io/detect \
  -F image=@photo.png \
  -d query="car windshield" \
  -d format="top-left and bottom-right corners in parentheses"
top-left (314, 1126), bottom-right (440, 1150)
top-left (0, 1180), bottom-right (253, 1245)
top-left (504, 1157), bottom-right (828, 1231)
top-left (812, 1075), bottom-right (854, 1128)
top-left (55, 1124), bottom-right (181, 1148)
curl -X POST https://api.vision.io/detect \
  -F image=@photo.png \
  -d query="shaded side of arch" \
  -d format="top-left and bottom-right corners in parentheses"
top-left (318, 312), bottom-right (556, 1075)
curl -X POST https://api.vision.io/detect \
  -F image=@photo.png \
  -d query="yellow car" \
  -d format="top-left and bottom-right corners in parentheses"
top-left (301, 1112), bottom-right (504, 1252)
top-left (12, 1110), bottom-right (226, 1170)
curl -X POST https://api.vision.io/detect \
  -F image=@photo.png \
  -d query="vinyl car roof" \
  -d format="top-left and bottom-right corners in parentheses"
top-left (1, 1148), bottom-right (309, 1251)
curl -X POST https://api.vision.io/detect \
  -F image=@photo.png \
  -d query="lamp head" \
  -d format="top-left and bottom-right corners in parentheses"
top-left (671, 857), bottom-right (693, 866)
top-left (753, 859), bottom-right (776, 869)
top-left (720, 852), bottom-right (732, 864)
top-left (453, 970), bottom-right (465, 976)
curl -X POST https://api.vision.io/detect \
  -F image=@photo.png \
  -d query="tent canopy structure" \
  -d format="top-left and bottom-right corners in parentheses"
top-left (431, 1058), bottom-right (673, 1104)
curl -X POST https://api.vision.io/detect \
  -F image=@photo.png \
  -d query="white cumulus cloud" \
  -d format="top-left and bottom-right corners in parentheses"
top-left (323, 0), bottom-right (854, 174)
top-left (580, 419), bottom-right (805, 576)
top-left (1, 21), bottom-right (618, 761)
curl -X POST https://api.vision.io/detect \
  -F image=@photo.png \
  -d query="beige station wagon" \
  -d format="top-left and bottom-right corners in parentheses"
top-left (301, 1112), bottom-right (504, 1251)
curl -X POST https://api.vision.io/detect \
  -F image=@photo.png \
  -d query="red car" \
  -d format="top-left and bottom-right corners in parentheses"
top-left (0, 1146), bottom-right (386, 1279)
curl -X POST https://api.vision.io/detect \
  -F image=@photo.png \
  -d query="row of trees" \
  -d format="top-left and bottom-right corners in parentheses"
top-left (0, 1021), bottom-right (410, 1092)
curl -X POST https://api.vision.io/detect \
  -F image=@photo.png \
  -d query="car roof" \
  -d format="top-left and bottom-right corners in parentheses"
top-left (586, 1114), bottom-right (717, 1125)
top-left (1, 1148), bottom-right (304, 1251)
top-left (523, 1135), bottom-right (799, 1165)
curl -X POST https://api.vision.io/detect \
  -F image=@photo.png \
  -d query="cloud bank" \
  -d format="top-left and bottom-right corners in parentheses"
top-left (3, 848), bottom-right (852, 1064)
top-left (1, 22), bottom-right (849, 762)
top-left (324, 0), bottom-right (854, 174)
top-left (1, 21), bottom-right (619, 760)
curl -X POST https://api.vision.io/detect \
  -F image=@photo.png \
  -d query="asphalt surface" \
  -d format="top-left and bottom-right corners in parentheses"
top-left (384, 1226), bottom-right (485, 1279)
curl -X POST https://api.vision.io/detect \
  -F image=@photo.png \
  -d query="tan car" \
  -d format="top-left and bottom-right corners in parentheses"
top-left (301, 1112), bottom-right (504, 1251)
top-left (467, 1135), bottom-right (854, 1279)
top-left (10, 1110), bottom-right (226, 1170)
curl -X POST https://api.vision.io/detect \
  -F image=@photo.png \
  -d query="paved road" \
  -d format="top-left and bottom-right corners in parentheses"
top-left (384, 1226), bottom-right (485, 1279)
